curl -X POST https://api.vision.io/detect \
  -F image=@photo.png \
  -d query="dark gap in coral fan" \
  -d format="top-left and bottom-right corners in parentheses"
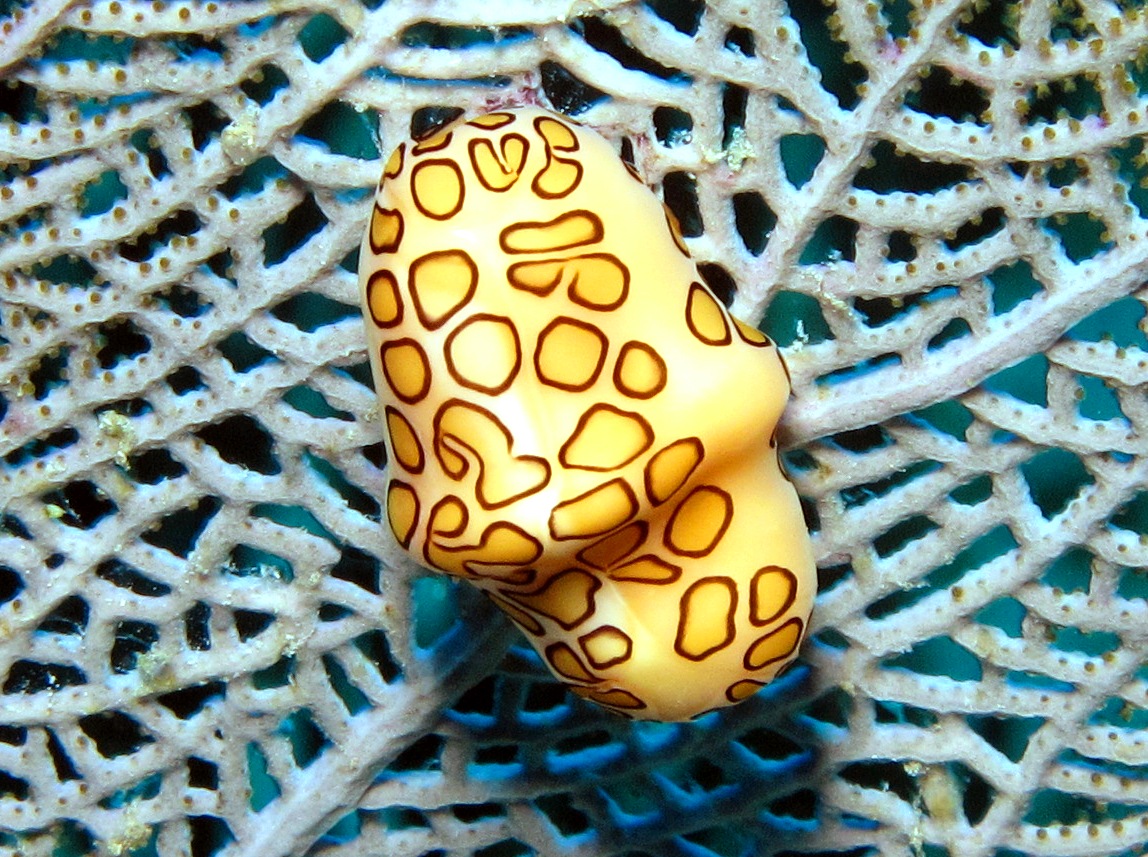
top-left (126, 129), bottom-right (172, 179)
top-left (983, 353), bottom-right (1049, 406)
top-left (454, 675), bottom-right (497, 717)
top-left (322, 654), bottom-right (372, 714)
top-left (0, 80), bottom-right (47, 123)
top-left (949, 761), bottom-right (996, 825)
top-left (779, 133), bottom-right (825, 188)
top-left (42, 480), bottom-right (117, 529)
top-left (271, 291), bottom-right (358, 332)
top-left (697, 263), bottom-right (736, 307)
top-left (31, 253), bottom-right (95, 287)
top-left (246, 744), bottom-right (281, 812)
top-left (955, 0), bottom-right (1020, 48)
top-left (967, 714), bottom-right (1046, 764)
top-left (770, 788), bottom-right (818, 822)
top-left (78, 711), bottom-right (155, 758)
top-left (217, 331), bottom-right (277, 372)
top-left (839, 760), bottom-right (916, 802)
top-left (816, 561), bottom-right (853, 595)
top-left (883, 636), bottom-right (983, 681)
top-left (3, 661), bottom-right (86, 694)
top-left (783, 0), bottom-right (868, 109)
top-left (540, 61), bottom-right (608, 116)
top-left (575, 16), bottom-right (686, 81)
top-left (44, 728), bottom-right (81, 781)
top-left (119, 209), bottom-right (203, 262)
top-left (0, 567), bottom-right (20, 608)
top-left (141, 496), bottom-right (222, 558)
top-left (1042, 547), bottom-right (1093, 594)
top-left (387, 733), bottom-right (446, 773)
top-left (928, 317), bottom-right (971, 350)
top-left (28, 347), bottom-right (69, 399)
top-left (241, 64), bottom-right (290, 106)
top-left (988, 259), bottom-right (1044, 315)
top-left (298, 13), bottom-right (350, 62)
top-left (1044, 159), bottom-right (1082, 188)
top-left (189, 814), bottom-right (235, 857)
top-left (722, 83), bottom-right (748, 149)
top-left (254, 656), bottom-right (296, 691)
top-left (1048, 0), bottom-right (1100, 42)
top-left (37, 595), bottom-right (88, 635)
top-left (96, 559), bottom-right (170, 597)
top-left (551, 729), bottom-right (619, 768)
top-left (474, 743), bottom-right (520, 770)
top-left (1022, 448), bottom-right (1094, 518)
top-left (128, 447), bottom-right (188, 484)
top-left (157, 682), bottom-right (227, 720)
top-left (830, 424), bottom-right (891, 453)
top-left (299, 102), bottom-right (380, 160)
top-left (945, 207), bottom-right (1004, 250)
top-left (400, 22), bottom-right (528, 50)
top-left (167, 32), bottom-right (228, 63)
top-left (662, 171), bottom-right (703, 236)
top-left (725, 26), bottom-right (755, 55)
top-left (80, 170), bottom-right (129, 217)
top-left (185, 602), bottom-right (212, 651)
top-left (1113, 136), bottom-right (1148, 219)
top-left (475, 838), bottom-right (532, 857)
top-left (1025, 74), bottom-right (1103, 125)
top-left (195, 414), bottom-right (280, 475)
top-left (1, 514), bottom-right (31, 540)
top-left (1042, 212), bottom-right (1112, 263)
top-left (221, 156), bottom-right (288, 200)
top-left (331, 545), bottom-right (380, 594)
top-left (534, 793), bottom-right (591, 838)
top-left (874, 700), bottom-right (937, 728)
top-left (800, 687), bottom-right (852, 729)
top-left (736, 726), bottom-right (803, 762)
top-left (165, 366), bottom-right (205, 396)
top-left (1076, 375), bottom-right (1125, 423)
top-left (0, 770), bottom-right (28, 801)
top-left (949, 474), bottom-right (992, 507)
top-left (5, 428), bottom-right (77, 467)
top-left (233, 609), bottom-right (275, 642)
top-left (96, 318), bottom-right (150, 368)
top-left (153, 283), bottom-right (210, 318)
top-left (305, 452), bottom-right (379, 518)
top-left (1111, 492), bottom-right (1148, 542)
top-left (872, 514), bottom-right (938, 558)
top-left (318, 603), bottom-right (352, 622)
top-left (1069, 296), bottom-right (1147, 349)
top-left (854, 286), bottom-right (952, 328)
top-left (1050, 625), bottom-right (1120, 658)
top-left (353, 629), bottom-right (402, 683)
top-left (681, 826), bottom-right (751, 856)
top-left (205, 250), bottom-right (238, 286)
top-left (263, 193), bottom-right (329, 266)
top-left (854, 141), bottom-right (973, 193)
top-left (182, 102), bottom-right (230, 152)
top-left (646, 0), bottom-right (704, 34)
top-left (654, 105), bottom-right (693, 147)
top-left (1023, 787), bottom-right (1117, 828)
top-left (111, 620), bottom-right (160, 674)
top-left (799, 215), bottom-right (857, 264)
top-left (411, 106), bottom-right (465, 140)
top-left (523, 681), bottom-right (567, 715)
top-left (230, 540), bottom-right (295, 582)
top-left (840, 460), bottom-right (941, 510)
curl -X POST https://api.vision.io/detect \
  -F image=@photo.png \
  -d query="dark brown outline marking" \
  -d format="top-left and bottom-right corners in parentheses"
top-left (369, 203), bottom-right (405, 254)
top-left (468, 133), bottom-right (529, 192)
top-left (426, 495), bottom-right (469, 540)
top-left (379, 338), bottom-right (431, 405)
top-left (567, 254), bottom-right (630, 312)
top-left (499, 209), bottom-right (604, 254)
top-left (444, 313), bottom-right (522, 395)
top-left (545, 642), bottom-right (596, 684)
top-left (530, 115), bottom-right (582, 199)
top-left (365, 269), bottom-right (403, 328)
top-left (584, 688), bottom-right (646, 710)
top-left (578, 625), bottom-right (633, 670)
top-left (411, 129), bottom-right (454, 154)
top-left (385, 479), bottom-right (419, 549)
top-left (384, 405), bottom-right (424, 474)
top-left (533, 115), bottom-right (580, 151)
top-left (408, 249), bottom-right (479, 331)
top-left (381, 143), bottom-right (405, 184)
top-left (468, 112), bottom-right (516, 130)
top-left (664, 484), bottom-right (733, 558)
top-left (663, 203), bottom-right (690, 256)
top-left (743, 617), bottom-right (804, 671)
top-left (548, 477), bottom-right (639, 542)
top-left (576, 521), bottom-right (648, 570)
top-left (725, 679), bottom-right (764, 703)
top-left (749, 565), bottom-right (798, 627)
top-left (733, 316), bottom-right (774, 348)
top-left (685, 282), bottom-right (732, 346)
top-left (432, 399), bottom-right (552, 510)
top-left (643, 437), bottom-right (704, 506)
top-left (410, 158), bottom-right (465, 220)
top-left (488, 593), bottom-right (545, 636)
top-left (674, 576), bottom-right (738, 661)
top-left (502, 567), bottom-right (601, 631)
top-left (558, 403), bottom-right (654, 471)
top-left (533, 316), bottom-right (608, 392)
top-left (608, 553), bottom-right (682, 585)
top-left (613, 341), bottom-right (668, 400)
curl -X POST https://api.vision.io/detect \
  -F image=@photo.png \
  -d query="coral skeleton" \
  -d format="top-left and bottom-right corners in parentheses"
top-left (1, 0), bottom-right (1148, 855)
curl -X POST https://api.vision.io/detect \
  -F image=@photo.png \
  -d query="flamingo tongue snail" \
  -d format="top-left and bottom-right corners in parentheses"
top-left (358, 107), bottom-right (815, 721)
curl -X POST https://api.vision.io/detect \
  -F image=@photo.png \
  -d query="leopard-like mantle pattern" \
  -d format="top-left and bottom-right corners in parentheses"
top-left (2, 0), bottom-right (1148, 856)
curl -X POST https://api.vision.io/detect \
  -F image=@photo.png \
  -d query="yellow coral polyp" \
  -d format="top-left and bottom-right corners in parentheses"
top-left (359, 107), bottom-right (815, 721)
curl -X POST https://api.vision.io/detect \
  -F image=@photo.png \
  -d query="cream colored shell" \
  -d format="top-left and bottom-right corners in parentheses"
top-left (359, 107), bottom-right (815, 721)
